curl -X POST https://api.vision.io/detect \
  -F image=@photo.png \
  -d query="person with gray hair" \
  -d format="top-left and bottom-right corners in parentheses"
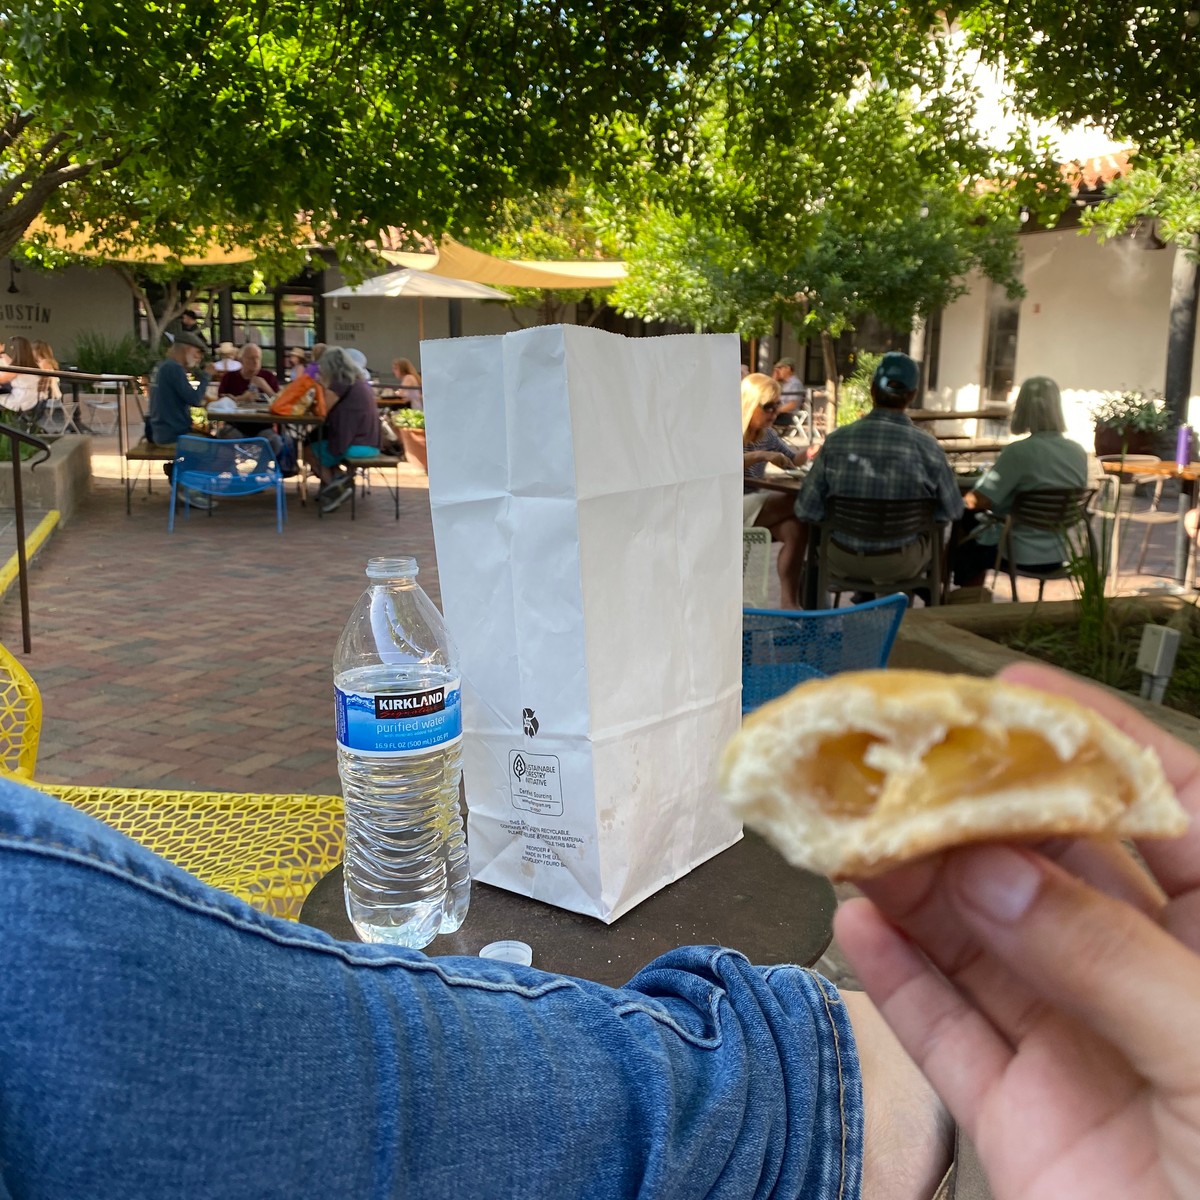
top-left (950, 375), bottom-right (1088, 589)
top-left (302, 346), bottom-right (381, 513)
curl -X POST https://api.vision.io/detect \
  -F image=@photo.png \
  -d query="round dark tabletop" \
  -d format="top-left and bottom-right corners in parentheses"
top-left (300, 831), bottom-right (836, 989)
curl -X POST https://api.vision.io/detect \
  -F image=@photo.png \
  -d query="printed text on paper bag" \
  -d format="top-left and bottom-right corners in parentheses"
top-left (509, 751), bottom-right (564, 816)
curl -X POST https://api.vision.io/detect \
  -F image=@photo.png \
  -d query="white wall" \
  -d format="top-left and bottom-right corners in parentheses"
top-left (933, 270), bottom-right (989, 411)
top-left (0, 259), bottom-right (133, 358)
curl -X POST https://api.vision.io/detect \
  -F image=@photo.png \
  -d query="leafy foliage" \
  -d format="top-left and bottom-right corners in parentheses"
top-left (611, 71), bottom-right (1066, 346)
top-left (1, 0), bottom-right (758, 263)
top-left (1081, 142), bottom-right (1200, 255)
top-left (836, 353), bottom-right (882, 427)
top-left (1090, 390), bottom-right (1171, 433)
top-left (68, 330), bottom-right (158, 377)
top-left (471, 187), bottom-right (620, 325)
top-left (390, 408), bottom-right (425, 429)
top-left (958, 3), bottom-right (1200, 150)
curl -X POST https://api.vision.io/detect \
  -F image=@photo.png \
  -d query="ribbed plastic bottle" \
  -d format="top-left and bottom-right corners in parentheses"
top-left (333, 556), bottom-right (470, 947)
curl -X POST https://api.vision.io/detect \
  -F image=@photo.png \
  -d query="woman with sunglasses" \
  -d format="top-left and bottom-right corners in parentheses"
top-left (742, 372), bottom-right (807, 608)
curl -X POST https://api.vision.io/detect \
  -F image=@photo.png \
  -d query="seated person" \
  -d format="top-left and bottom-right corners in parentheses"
top-left (771, 356), bottom-right (806, 431)
top-left (1, 666), bottom-right (1198, 1200)
top-left (284, 346), bottom-right (309, 383)
top-left (391, 356), bottom-right (423, 409)
top-left (302, 346), bottom-right (381, 513)
top-left (794, 352), bottom-right (963, 598)
top-left (951, 376), bottom-right (1088, 589)
top-left (218, 343), bottom-right (279, 402)
top-left (0, 335), bottom-right (42, 421)
top-left (742, 372), bottom-right (806, 609)
top-left (147, 331), bottom-right (214, 509)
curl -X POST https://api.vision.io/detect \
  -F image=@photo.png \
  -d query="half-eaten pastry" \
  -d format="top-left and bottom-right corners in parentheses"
top-left (720, 669), bottom-right (1188, 879)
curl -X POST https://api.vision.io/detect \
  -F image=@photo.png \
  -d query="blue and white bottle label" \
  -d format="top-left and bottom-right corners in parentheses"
top-left (335, 678), bottom-right (462, 757)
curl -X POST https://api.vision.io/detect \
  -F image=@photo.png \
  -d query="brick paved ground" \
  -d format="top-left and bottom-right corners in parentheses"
top-left (5, 460), bottom-right (436, 795)
top-left (1, 435), bottom-right (1191, 796)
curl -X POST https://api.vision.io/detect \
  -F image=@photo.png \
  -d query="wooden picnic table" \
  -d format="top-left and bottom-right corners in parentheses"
top-left (909, 407), bottom-right (1012, 424)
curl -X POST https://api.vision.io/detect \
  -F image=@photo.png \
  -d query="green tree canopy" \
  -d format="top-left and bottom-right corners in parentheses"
top-left (612, 80), bottom-right (1063, 353)
top-left (958, 2), bottom-right (1200, 150)
top-left (1, 0), bottom-right (771, 263)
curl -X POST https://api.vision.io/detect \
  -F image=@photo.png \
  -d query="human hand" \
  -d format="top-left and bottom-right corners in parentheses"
top-left (835, 662), bottom-right (1200, 1199)
top-left (769, 452), bottom-right (794, 469)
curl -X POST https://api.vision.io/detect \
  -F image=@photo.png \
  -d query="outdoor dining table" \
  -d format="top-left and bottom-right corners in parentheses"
top-left (1101, 458), bottom-right (1200, 585)
top-left (908, 407), bottom-right (1012, 424)
top-left (300, 831), bottom-right (837, 987)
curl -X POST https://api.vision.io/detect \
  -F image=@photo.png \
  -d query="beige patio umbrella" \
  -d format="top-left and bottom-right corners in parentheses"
top-left (323, 268), bottom-right (511, 340)
top-left (379, 237), bottom-right (626, 289)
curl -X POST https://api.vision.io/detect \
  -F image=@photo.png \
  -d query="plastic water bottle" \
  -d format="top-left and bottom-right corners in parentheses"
top-left (334, 556), bottom-right (470, 947)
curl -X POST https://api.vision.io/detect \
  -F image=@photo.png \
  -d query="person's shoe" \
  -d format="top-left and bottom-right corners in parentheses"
top-left (316, 471), bottom-right (348, 500)
top-left (320, 479), bottom-right (353, 514)
top-left (177, 487), bottom-right (214, 511)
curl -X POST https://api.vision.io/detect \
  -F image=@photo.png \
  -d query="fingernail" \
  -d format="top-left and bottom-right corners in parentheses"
top-left (957, 846), bottom-right (1043, 923)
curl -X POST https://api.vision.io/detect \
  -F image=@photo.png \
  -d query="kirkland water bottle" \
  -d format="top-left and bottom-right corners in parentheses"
top-left (333, 557), bottom-right (471, 947)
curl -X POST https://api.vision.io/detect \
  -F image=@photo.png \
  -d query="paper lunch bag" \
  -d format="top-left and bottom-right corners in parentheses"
top-left (423, 326), bottom-right (743, 922)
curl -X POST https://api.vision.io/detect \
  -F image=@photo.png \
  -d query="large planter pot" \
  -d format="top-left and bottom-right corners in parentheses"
top-left (399, 428), bottom-right (427, 472)
top-left (891, 599), bottom-right (1200, 748)
top-left (1094, 425), bottom-right (1157, 457)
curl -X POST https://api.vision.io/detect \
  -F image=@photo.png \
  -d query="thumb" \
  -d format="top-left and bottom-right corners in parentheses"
top-left (948, 845), bottom-right (1200, 1098)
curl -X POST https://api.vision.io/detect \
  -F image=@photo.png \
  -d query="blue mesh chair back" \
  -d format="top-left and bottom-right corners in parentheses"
top-left (169, 436), bottom-right (286, 533)
top-left (741, 593), bottom-right (908, 714)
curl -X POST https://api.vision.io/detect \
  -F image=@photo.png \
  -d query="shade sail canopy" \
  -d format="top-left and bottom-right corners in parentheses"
top-left (24, 220), bottom-right (257, 266)
top-left (323, 269), bottom-right (510, 301)
top-left (379, 237), bottom-right (625, 289)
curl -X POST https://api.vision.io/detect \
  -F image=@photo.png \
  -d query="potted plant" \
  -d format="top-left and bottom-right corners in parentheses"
top-left (391, 407), bottom-right (427, 471)
top-left (1091, 389), bottom-right (1171, 456)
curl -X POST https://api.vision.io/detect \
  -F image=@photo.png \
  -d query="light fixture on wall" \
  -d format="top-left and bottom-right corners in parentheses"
top-left (6, 262), bottom-right (19, 294)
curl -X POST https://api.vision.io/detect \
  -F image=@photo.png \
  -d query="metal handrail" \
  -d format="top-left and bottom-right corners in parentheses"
top-left (0, 364), bottom-right (141, 385)
top-left (1, 363), bottom-right (145, 439)
top-left (0, 422), bottom-right (51, 653)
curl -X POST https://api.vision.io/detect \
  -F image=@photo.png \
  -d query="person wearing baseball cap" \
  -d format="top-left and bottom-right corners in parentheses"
top-left (792, 350), bottom-right (962, 600)
top-left (771, 357), bottom-right (807, 430)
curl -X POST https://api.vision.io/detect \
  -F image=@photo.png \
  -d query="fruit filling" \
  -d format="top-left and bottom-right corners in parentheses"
top-left (806, 725), bottom-right (1115, 815)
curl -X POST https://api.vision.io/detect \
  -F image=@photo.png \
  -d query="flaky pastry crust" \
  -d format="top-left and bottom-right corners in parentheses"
top-left (720, 670), bottom-right (1188, 879)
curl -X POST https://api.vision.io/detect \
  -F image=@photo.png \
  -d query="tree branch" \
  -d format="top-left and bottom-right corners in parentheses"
top-left (0, 111), bottom-right (35, 156)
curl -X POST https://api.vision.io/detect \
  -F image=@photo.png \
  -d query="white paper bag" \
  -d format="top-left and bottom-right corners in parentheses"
top-left (422, 326), bottom-right (744, 922)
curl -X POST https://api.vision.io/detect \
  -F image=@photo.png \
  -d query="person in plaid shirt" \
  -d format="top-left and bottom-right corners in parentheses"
top-left (793, 352), bottom-right (963, 594)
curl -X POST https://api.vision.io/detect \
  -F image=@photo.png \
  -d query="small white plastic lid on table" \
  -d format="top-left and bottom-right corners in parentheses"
top-left (478, 940), bottom-right (533, 966)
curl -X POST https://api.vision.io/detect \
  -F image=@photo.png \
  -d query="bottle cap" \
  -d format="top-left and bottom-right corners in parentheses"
top-left (479, 940), bottom-right (533, 966)
top-left (366, 556), bottom-right (418, 580)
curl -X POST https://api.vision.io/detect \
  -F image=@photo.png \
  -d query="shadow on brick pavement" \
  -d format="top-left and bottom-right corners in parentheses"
top-left (1, 472), bottom-right (436, 795)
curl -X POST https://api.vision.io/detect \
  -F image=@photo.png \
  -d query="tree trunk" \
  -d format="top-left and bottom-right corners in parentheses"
top-left (1165, 239), bottom-right (1200, 427)
top-left (820, 330), bottom-right (839, 429)
top-left (908, 318), bottom-right (926, 404)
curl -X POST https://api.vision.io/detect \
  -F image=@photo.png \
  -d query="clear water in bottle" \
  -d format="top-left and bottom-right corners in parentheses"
top-left (334, 557), bottom-right (470, 947)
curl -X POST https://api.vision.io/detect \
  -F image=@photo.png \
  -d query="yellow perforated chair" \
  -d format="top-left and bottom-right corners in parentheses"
top-left (0, 646), bottom-right (343, 920)
top-left (0, 641), bottom-right (42, 780)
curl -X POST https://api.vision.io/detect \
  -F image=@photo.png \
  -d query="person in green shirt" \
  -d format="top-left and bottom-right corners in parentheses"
top-left (951, 376), bottom-right (1088, 589)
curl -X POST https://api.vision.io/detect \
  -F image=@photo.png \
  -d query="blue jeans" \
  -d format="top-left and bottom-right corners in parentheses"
top-left (0, 780), bottom-right (863, 1199)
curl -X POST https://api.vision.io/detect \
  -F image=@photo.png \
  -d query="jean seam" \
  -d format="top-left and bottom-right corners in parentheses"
top-left (1, 835), bottom-right (727, 1047)
top-left (810, 970), bottom-right (850, 1200)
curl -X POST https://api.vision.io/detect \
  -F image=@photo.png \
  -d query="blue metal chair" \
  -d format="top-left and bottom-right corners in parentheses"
top-left (168, 436), bottom-right (286, 533)
top-left (741, 593), bottom-right (908, 714)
